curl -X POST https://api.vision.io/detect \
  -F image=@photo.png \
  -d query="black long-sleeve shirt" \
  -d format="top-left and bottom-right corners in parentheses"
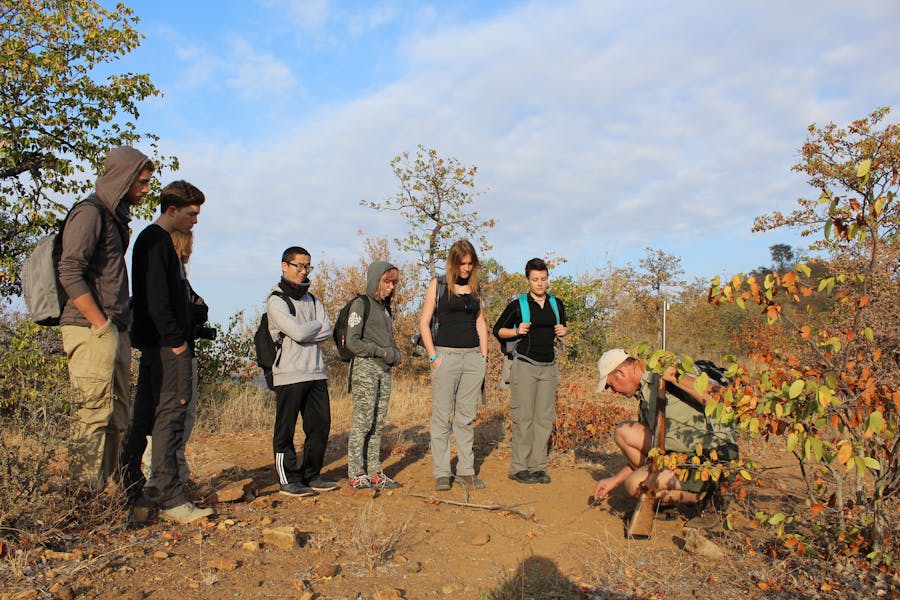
top-left (130, 224), bottom-right (191, 349)
top-left (492, 294), bottom-right (566, 363)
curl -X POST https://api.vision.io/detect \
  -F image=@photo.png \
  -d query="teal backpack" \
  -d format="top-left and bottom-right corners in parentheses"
top-left (501, 293), bottom-right (560, 356)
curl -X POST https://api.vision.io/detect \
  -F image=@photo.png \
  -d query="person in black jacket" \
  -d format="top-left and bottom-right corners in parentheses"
top-left (120, 180), bottom-right (213, 524)
top-left (142, 230), bottom-right (214, 488)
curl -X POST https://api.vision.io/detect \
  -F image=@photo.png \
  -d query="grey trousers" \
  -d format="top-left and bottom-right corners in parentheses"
top-left (429, 347), bottom-right (486, 478)
top-left (143, 357), bottom-right (199, 483)
top-left (509, 359), bottom-right (559, 474)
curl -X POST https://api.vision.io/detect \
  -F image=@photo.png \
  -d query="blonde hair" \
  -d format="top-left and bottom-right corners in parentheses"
top-left (445, 239), bottom-right (480, 297)
top-left (171, 230), bottom-right (193, 265)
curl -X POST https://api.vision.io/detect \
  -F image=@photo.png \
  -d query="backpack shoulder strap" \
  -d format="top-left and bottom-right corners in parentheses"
top-left (269, 290), bottom-right (296, 316)
top-left (435, 275), bottom-right (446, 303)
top-left (547, 295), bottom-right (560, 324)
top-left (358, 294), bottom-right (371, 338)
top-left (518, 293), bottom-right (530, 323)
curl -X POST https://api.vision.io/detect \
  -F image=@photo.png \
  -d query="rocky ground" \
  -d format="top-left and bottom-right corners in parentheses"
top-left (2, 421), bottom-right (897, 599)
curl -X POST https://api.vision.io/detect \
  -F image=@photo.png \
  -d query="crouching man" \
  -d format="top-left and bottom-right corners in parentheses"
top-left (593, 349), bottom-right (738, 507)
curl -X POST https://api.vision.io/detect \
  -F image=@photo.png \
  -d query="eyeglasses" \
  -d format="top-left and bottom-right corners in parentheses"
top-left (287, 262), bottom-right (314, 272)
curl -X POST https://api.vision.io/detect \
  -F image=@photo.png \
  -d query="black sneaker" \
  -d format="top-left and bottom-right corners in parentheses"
top-left (530, 470), bottom-right (551, 484)
top-left (508, 470), bottom-right (538, 484)
top-left (308, 478), bottom-right (339, 492)
top-left (279, 482), bottom-right (316, 497)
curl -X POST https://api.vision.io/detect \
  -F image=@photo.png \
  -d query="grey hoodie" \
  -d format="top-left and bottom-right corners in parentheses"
top-left (267, 287), bottom-right (333, 386)
top-left (59, 146), bottom-right (153, 330)
top-left (346, 261), bottom-right (401, 370)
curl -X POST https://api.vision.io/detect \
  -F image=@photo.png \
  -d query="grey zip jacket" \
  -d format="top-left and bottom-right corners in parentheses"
top-left (58, 146), bottom-right (153, 331)
top-left (267, 287), bottom-right (333, 386)
top-left (346, 261), bottom-right (401, 370)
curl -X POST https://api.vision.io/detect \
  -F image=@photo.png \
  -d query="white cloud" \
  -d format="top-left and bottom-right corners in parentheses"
top-left (279, 0), bottom-right (332, 34)
top-left (223, 39), bottom-right (299, 100)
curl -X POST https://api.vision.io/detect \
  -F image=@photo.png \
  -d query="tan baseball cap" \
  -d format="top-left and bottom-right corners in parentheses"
top-left (596, 348), bottom-right (630, 392)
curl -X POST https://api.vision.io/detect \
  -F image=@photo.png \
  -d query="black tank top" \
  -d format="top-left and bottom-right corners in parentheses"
top-left (434, 286), bottom-right (479, 348)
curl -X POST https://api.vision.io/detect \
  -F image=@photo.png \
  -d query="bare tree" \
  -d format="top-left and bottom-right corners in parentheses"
top-left (361, 145), bottom-right (495, 278)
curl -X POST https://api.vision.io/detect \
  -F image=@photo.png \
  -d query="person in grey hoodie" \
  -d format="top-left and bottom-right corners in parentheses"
top-left (58, 146), bottom-right (154, 493)
top-left (345, 261), bottom-right (402, 491)
top-left (267, 246), bottom-right (336, 497)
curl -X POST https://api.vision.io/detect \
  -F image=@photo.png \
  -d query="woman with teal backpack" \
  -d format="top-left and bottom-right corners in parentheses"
top-left (492, 258), bottom-right (567, 484)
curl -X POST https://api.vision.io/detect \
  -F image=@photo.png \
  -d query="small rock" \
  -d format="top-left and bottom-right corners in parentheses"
top-left (682, 527), bottom-right (725, 559)
top-left (241, 541), bottom-right (260, 552)
top-left (50, 583), bottom-right (74, 600)
top-left (405, 561), bottom-right (423, 574)
top-left (208, 478), bottom-right (255, 503)
top-left (442, 583), bottom-right (460, 595)
top-left (249, 496), bottom-right (272, 509)
top-left (373, 589), bottom-right (404, 600)
top-left (257, 483), bottom-right (280, 496)
top-left (260, 516), bottom-right (273, 526)
top-left (206, 557), bottom-right (238, 572)
top-left (393, 554), bottom-right (408, 564)
top-left (263, 526), bottom-right (300, 550)
top-left (44, 550), bottom-right (83, 561)
top-left (298, 593), bottom-right (314, 600)
top-left (315, 563), bottom-right (340, 578)
top-left (470, 532), bottom-right (490, 546)
top-left (153, 551), bottom-right (169, 560)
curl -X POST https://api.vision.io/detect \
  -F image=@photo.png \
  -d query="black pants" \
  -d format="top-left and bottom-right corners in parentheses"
top-left (273, 379), bottom-right (331, 486)
top-left (121, 347), bottom-right (193, 509)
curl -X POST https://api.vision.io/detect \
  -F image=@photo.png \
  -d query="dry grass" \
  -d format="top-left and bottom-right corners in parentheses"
top-left (194, 383), bottom-right (275, 434)
top-left (334, 501), bottom-right (411, 570)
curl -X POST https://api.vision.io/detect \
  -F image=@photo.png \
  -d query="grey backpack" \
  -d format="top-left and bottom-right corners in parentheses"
top-left (21, 198), bottom-right (104, 326)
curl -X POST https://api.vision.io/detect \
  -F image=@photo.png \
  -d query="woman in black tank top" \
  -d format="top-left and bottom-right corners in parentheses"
top-left (417, 240), bottom-right (489, 491)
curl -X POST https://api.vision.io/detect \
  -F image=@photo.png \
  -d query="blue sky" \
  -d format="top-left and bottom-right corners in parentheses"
top-left (112, 0), bottom-right (900, 324)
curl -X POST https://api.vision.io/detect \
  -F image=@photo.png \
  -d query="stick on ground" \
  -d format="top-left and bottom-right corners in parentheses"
top-left (406, 489), bottom-right (535, 520)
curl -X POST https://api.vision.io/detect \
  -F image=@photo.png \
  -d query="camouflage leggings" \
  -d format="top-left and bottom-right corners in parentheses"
top-left (347, 357), bottom-right (392, 476)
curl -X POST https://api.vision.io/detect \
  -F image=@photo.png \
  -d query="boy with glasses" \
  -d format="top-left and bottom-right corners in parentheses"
top-left (266, 247), bottom-right (337, 497)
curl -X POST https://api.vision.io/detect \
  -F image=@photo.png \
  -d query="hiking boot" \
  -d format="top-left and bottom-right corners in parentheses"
top-left (456, 475), bottom-right (485, 489)
top-left (349, 473), bottom-right (372, 491)
top-left (530, 470), bottom-right (551, 484)
top-left (508, 470), bottom-right (537, 484)
top-left (370, 471), bottom-right (401, 490)
top-left (434, 476), bottom-right (452, 491)
top-left (159, 501), bottom-right (214, 524)
top-left (308, 478), bottom-right (339, 492)
top-left (279, 482), bottom-right (316, 497)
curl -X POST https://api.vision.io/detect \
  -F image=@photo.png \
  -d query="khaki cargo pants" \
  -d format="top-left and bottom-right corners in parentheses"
top-left (61, 322), bottom-right (132, 490)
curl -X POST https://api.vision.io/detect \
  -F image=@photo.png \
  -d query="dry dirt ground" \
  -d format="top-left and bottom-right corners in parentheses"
top-left (1, 401), bottom-right (887, 600)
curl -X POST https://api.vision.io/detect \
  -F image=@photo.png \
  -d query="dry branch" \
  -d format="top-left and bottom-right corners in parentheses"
top-left (405, 489), bottom-right (535, 520)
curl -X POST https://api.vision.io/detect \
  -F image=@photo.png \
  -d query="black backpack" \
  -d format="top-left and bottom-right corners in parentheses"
top-left (332, 294), bottom-right (371, 362)
top-left (254, 291), bottom-right (295, 390)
